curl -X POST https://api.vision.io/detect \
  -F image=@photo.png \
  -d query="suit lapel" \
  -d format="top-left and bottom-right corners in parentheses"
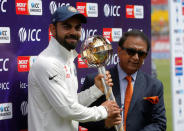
top-left (128, 71), bottom-right (145, 114)
top-left (109, 65), bottom-right (121, 107)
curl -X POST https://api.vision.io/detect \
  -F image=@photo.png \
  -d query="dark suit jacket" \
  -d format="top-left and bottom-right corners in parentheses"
top-left (80, 65), bottom-right (166, 131)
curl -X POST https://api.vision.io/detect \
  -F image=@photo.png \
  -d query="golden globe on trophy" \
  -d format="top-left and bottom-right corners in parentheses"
top-left (80, 35), bottom-right (123, 131)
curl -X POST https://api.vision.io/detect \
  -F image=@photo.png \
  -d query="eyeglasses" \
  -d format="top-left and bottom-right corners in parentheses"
top-left (121, 47), bottom-right (147, 58)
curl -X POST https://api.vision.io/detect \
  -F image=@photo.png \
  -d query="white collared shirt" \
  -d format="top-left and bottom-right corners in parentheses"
top-left (28, 37), bottom-right (107, 131)
top-left (117, 64), bottom-right (137, 122)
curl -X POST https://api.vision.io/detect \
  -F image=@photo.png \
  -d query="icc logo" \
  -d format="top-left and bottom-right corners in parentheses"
top-left (104, 4), bottom-right (120, 17)
top-left (49, 1), bottom-right (57, 14)
top-left (0, 58), bottom-right (9, 72)
top-left (0, 82), bottom-right (9, 90)
top-left (80, 28), bottom-right (97, 41)
top-left (0, 105), bottom-right (9, 112)
top-left (20, 101), bottom-right (28, 116)
top-left (0, 0), bottom-right (7, 13)
top-left (31, 2), bottom-right (39, 8)
top-left (0, 30), bottom-right (7, 36)
top-left (18, 27), bottom-right (41, 42)
top-left (107, 54), bottom-right (119, 66)
top-left (49, 1), bottom-right (70, 14)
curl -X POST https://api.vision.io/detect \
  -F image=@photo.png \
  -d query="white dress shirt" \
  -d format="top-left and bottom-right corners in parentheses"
top-left (117, 64), bottom-right (137, 122)
top-left (28, 37), bottom-right (107, 131)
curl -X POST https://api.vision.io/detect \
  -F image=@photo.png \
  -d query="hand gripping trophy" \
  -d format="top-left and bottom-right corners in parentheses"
top-left (80, 36), bottom-right (124, 131)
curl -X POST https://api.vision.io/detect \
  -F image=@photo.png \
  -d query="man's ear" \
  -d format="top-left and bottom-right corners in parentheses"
top-left (49, 24), bottom-right (56, 37)
top-left (117, 46), bottom-right (121, 56)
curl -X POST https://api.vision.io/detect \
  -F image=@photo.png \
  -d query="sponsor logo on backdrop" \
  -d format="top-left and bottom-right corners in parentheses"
top-left (173, 0), bottom-right (181, 3)
top-left (0, 0), bottom-right (7, 13)
top-left (76, 2), bottom-right (86, 16)
top-left (16, 0), bottom-right (28, 14)
top-left (0, 82), bottom-right (10, 90)
top-left (178, 108), bottom-right (183, 117)
top-left (80, 28), bottom-right (97, 41)
top-left (0, 58), bottom-right (9, 72)
top-left (103, 28), bottom-right (122, 42)
top-left (177, 77), bottom-right (182, 85)
top-left (80, 77), bottom-right (85, 85)
top-left (126, 5), bottom-right (144, 19)
top-left (28, 0), bottom-right (42, 15)
top-left (20, 81), bottom-right (28, 89)
top-left (175, 67), bottom-right (183, 76)
top-left (20, 101), bottom-right (27, 116)
top-left (127, 28), bottom-right (143, 32)
top-left (76, 2), bottom-right (98, 17)
top-left (176, 89), bottom-right (184, 94)
top-left (18, 27), bottom-right (41, 42)
top-left (176, 6), bottom-right (179, 19)
top-left (49, 1), bottom-right (57, 14)
top-left (175, 57), bottom-right (183, 66)
top-left (174, 29), bottom-right (184, 34)
top-left (17, 56), bottom-right (37, 72)
top-left (0, 103), bottom-right (12, 120)
top-left (178, 98), bottom-right (183, 117)
top-left (176, 37), bottom-right (181, 42)
top-left (78, 54), bottom-right (88, 68)
top-left (0, 27), bottom-right (10, 44)
top-left (174, 36), bottom-right (183, 47)
top-left (17, 56), bottom-right (30, 72)
top-left (16, 0), bottom-right (42, 15)
top-left (107, 53), bottom-right (119, 66)
top-left (49, 1), bottom-right (70, 14)
top-left (104, 4), bottom-right (120, 17)
top-left (176, 76), bottom-right (184, 87)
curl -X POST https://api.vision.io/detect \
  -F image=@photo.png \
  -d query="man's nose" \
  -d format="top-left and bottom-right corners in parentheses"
top-left (132, 53), bottom-right (139, 60)
top-left (70, 27), bottom-right (78, 34)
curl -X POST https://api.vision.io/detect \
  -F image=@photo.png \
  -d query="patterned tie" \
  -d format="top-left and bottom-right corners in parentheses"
top-left (124, 76), bottom-right (133, 131)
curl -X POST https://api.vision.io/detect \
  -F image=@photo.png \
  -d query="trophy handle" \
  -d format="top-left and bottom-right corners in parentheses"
top-left (98, 66), bottom-right (124, 131)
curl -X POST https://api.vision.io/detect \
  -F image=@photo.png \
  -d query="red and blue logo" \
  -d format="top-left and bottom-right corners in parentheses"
top-left (175, 67), bottom-right (183, 76)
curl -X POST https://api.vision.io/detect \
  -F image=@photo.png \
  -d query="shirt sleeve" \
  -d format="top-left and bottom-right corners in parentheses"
top-left (78, 84), bottom-right (104, 106)
top-left (32, 58), bottom-right (107, 122)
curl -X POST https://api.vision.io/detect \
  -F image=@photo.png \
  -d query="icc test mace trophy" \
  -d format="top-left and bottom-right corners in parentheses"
top-left (80, 35), bottom-right (123, 131)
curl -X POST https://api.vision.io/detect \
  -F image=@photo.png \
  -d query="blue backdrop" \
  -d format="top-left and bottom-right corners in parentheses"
top-left (0, 0), bottom-right (151, 131)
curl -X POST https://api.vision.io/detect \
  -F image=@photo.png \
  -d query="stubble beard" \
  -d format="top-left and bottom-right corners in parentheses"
top-left (56, 33), bottom-right (79, 51)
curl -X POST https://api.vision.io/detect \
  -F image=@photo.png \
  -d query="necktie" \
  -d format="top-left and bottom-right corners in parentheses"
top-left (124, 76), bottom-right (133, 131)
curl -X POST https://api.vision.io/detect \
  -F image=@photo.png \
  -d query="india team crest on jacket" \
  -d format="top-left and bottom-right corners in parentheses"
top-left (64, 65), bottom-right (70, 78)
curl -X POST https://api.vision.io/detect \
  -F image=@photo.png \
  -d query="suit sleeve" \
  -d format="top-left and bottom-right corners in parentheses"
top-left (140, 81), bottom-right (166, 131)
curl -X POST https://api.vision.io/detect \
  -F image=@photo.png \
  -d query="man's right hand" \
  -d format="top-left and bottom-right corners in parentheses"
top-left (101, 100), bottom-right (122, 128)
top-left (101, 100), bottom-right (121, 118)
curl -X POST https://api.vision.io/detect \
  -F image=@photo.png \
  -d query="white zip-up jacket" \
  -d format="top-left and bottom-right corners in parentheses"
top-left (28, 37), bottom-right (107, 131)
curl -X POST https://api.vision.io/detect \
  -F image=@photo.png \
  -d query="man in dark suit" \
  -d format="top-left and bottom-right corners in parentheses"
top-left (80, 30), bottom-right (166, 131)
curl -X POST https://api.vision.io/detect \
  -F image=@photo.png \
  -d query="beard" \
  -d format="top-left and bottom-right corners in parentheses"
top-left (56, 34), bottom-right (80, 51)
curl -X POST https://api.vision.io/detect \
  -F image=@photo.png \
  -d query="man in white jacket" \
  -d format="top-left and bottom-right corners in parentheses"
top-left (28, 6), bottom-right (121, 131)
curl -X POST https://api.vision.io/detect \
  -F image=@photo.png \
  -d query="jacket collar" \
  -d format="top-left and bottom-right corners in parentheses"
top-left (48, 37), bottom-right (78, 62)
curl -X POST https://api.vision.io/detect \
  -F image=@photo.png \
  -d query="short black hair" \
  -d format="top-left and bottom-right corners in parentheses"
top-left (118, 29), bottom-right (150, 52)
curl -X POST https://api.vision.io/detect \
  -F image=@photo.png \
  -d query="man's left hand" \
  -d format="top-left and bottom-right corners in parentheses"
top-left (94, 71), bottom-right (113, 93)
